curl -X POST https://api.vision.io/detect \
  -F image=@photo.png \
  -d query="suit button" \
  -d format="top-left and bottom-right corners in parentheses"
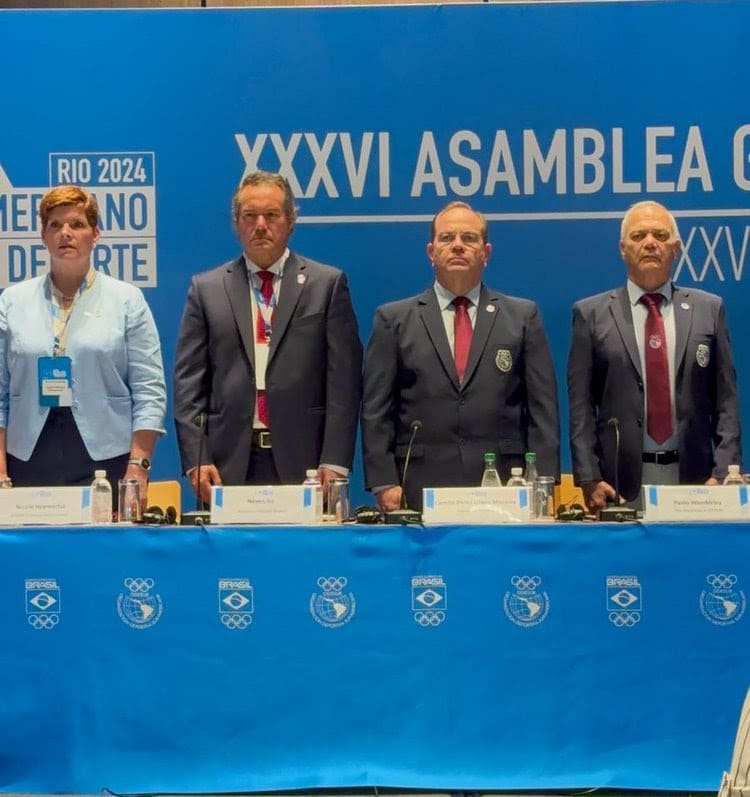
top-left (637, 418), bottom-right (643, 427)
top-left (637, 381), bottom-right (644, 390)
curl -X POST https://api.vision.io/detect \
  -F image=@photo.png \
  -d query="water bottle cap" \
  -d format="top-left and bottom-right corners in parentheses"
top-left (94, 469), bottom-right (107, 478)
top-left (728, 464), bottom-right (740, 473)
top-left (305, 469), bottom-right (318, 478)
top-left (524, 452), bottom-right (536, 462)
top-left (511, 467), bottom-right (523, 476)
top-left (484, 452), bottom-right (496, 462)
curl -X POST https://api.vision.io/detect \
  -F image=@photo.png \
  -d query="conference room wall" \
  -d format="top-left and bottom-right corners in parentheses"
top-left (0, 1), bottom-right (747, 509)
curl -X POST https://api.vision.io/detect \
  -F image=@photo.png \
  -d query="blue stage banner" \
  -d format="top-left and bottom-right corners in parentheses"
top-left (0, 1), bottom-right (749, 505)
top-left (0, 522), bottom-right (747, 793)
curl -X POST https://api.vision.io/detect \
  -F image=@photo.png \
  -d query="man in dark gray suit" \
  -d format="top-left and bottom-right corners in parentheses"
top-left (174, 171), bottom-right (362, 504)
top-left (568, 200), bottom-right (742, 512)
top-left (361, 201), bottom-right (560, 512)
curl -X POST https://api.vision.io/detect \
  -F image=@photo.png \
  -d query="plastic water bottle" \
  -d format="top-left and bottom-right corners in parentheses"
top-left (506, 467), bottom-right (526, 487)
top-left (524, 452), bottom-right (538, 488)
top-left (723, 465), bottom-right (745, 485)
top-left (90, 469), bottom-right (112, 524)
top-left (480, 453), bottom-right (502, 487)
top-left (303, 468), bottom-right (323, 521)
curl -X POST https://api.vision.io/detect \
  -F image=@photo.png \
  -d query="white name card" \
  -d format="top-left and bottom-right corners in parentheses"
top-left (0, 486), bottom-right (91, 525)
top-left (422, 486), bottom-right (532, 524)
top-left (210, 484), bottom-right (317, 525)
top-left (643, 484), bottom-right (750, 522)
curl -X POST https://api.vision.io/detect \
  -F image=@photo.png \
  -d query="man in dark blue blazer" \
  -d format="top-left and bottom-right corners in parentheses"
top-left (362, 201), bottom-right (560, 512)
top-left (174, 172), bottom-right (362, 504)
top-left (568, 200), bottom-right (742, 511)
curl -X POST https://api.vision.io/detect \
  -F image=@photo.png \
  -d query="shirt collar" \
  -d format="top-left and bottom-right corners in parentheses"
top-left (627, 278), bottom-right (673, 307)
top-left (244, 248), bottom-right (290, 279)
top-left (433, 280), bottom-right (482, 311)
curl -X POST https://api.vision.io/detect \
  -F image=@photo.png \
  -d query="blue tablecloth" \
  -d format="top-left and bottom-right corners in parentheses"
top-left (1, 522), bottom-right (747, 794)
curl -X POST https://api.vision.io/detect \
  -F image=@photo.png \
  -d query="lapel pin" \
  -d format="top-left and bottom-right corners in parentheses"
top-left (486, 304), bottom-right (495, 313)
top-left (297, 274), bottom-right (306, 284)
top-left (681, 302), bottom-right (690, 310)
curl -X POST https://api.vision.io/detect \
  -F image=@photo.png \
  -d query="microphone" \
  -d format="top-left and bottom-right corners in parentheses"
top-left (141, 505), bottom-right (178, 525)
top-left (598, 417), bottom-right (637, 522)
top-left (384, 420), bottom-right (423, 525)
top-left (181, 411), bottom-right (212, 526)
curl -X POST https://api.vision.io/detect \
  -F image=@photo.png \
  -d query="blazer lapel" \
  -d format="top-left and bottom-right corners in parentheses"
top-left (224, 257), bottom-right (255, 368)
top-left (267, 252), bottom-right (305, 363)
top-left (672, 284), bottom-right (692, 374)
top-left (611, 287), bottom-right (642, 376)
top-left (418, 288), bottom-right (459, 390)
top-left (462, 286), bottom-right (499, 387)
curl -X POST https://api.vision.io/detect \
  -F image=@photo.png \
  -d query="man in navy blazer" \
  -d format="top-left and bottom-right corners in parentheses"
top-left (568, 200), bottom-right (742, 511)
top-left (174, 171), bottom-right (362, 504)
top-left (361, 201), bottom-right (560, 512)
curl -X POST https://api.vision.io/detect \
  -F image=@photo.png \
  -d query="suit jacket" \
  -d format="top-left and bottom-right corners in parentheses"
top-left (361, 285), bottom-right (560, 510)
top-left (173, 252), bottom-right (363, 484)
top-left (567, 283), bottom-right (742, 500)
top-left (0, 273), bottom-right (166, 460)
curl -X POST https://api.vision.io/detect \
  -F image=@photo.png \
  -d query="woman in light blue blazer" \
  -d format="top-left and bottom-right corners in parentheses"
top-left (0, 185), bottom-right (166, 505)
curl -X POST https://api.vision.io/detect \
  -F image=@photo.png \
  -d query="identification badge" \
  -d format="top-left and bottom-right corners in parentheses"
top-left (38, 356), bottom-right (73, 407)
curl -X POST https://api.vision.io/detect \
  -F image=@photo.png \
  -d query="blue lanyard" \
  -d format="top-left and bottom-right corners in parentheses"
top-left (252, 278), bottom-right (277, 342)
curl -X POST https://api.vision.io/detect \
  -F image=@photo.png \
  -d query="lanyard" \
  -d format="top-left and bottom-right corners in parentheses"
top-left (48, 270), bottom-right (95, 356)
top-left (51, 293), bottom-right (81, 356)
top-left (252, 278), bottom-right (277, 342)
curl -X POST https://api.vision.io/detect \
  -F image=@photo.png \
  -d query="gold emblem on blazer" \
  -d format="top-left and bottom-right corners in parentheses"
top-left (495, 348), bottom-right (512, 373)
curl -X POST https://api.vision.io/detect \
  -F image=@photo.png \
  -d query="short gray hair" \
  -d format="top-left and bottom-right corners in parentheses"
top-left (620, 200), bottom-right (680, 242)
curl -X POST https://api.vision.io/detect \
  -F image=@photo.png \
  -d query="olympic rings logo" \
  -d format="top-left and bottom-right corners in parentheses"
top-left (124, 577), bottom-right (154, 593)
top-left (28, 614), bottom-right (59, 630)
top-left (608, 611), bottom-right (640, 627)
top-left (414, 611), bottom-right (445, 626)
top-left (707, 574), bottom-right (737, 590)
top-left (511, 575), bottom-right (541, 591)
top-left (221, 614), bottom-right (252, 630)
top-left (317, 576), bottom-right (347, 593)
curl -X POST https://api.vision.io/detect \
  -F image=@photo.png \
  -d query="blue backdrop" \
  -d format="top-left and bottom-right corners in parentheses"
top-left (1, 0), bottom-right (749, 507)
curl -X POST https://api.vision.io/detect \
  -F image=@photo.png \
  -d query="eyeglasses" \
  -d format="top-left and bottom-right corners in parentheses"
top-left (435, 231), bottom-right (483, 247)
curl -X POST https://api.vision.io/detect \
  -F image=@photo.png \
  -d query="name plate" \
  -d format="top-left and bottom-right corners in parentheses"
top-left (422, 486), bottom-right (532, 524)
top-left (210, 485), bottom-right (317, 525)
top-left (0, 486), bottom-right (91, 525)
top-left (643, 484), bottom-right (750, 522)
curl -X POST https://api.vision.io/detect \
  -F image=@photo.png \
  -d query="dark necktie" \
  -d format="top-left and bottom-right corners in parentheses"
top-left (640, 292), bottom-right (673, 444)
top-left (255, 270), bottom-right (275, 428)
top-left (452, 296), bottom-right (472, 383)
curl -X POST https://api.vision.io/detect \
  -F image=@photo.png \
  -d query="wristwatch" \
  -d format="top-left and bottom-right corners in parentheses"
top-left (128, 457), bottom-right (151, 471)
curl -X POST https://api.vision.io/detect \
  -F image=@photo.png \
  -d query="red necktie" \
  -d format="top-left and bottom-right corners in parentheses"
top-left (452, 296), bottom-right (472, 383)
top-left (255, 270), bottom-right (275, 428)
top-left (640, 293), bottom-right (673, 444)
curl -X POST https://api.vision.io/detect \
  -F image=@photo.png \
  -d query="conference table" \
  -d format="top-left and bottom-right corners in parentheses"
top-left (1, 520), bottom-right (747, 795)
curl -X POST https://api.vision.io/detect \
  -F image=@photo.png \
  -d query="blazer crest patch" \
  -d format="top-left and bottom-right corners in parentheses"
top-left (495, 348), bottom-right (512, 373)
top-left (696, 343), bottom-right (710, 368)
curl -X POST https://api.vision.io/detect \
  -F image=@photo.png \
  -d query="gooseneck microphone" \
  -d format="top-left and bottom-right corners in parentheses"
top-left (401, 420), bottom-right (422, 510)
top-left (384, 420), bottom-right (423, 525)
top-left (195, 411), bottom-right (206, 512)
top-left (181, 411), bottom-right (212, 526)
top-left (598, 417), bottom-right (637, 522)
